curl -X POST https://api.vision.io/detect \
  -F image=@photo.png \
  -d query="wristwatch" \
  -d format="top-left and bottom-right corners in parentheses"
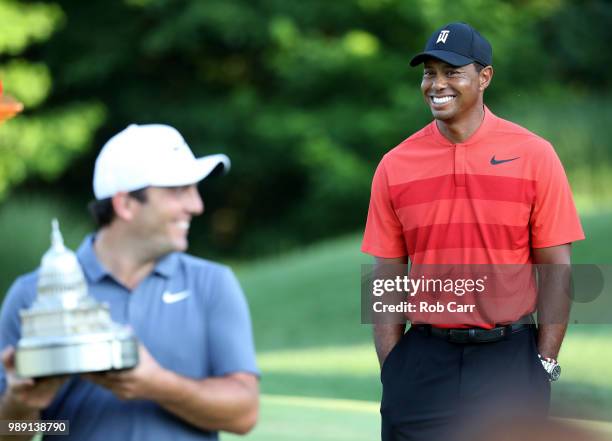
top-left (538, 355), bottom-right (561, 382)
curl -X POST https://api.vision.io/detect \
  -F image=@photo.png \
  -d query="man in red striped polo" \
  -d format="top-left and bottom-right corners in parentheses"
top-left (362, 22), bottom-right (584, 440)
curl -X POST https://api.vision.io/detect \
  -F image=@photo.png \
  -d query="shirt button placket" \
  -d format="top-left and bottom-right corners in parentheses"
top-left (454, 144), bottom-right (466, 187)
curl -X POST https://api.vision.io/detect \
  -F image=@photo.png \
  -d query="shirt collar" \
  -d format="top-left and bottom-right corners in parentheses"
top-left (76, 234), bottom-right (108, 283)
top-left (77, 234), bottom-right (179, 282)
top-left (430, 105), bottom-right (498, 146)
top-left (153, 252), bottom-right (179, 278)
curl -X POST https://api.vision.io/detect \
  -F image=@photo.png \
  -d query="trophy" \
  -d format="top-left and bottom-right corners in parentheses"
top-left (15, 220), bottom-right (139, 378)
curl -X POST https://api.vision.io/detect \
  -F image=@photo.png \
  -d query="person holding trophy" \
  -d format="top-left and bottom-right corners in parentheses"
top-left (0, 123), bottom-right (259, 440)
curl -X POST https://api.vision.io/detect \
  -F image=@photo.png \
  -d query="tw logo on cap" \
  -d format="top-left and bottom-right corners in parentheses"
top-left (436, 30), bottom-right (450, 44)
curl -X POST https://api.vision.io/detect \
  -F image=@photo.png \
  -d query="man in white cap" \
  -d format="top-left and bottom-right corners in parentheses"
top-left (0, 124), bottom-right (259, 440)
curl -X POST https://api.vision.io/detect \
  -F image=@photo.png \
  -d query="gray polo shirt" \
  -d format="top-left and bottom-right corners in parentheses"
top-left (0, 235), bottom-right (259, 440)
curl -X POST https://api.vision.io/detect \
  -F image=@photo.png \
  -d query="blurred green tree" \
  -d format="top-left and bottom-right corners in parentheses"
top-left (5, 0), bottom-right (609, 258)
top-left (541, 0), bottom-right (612, 89)
top-left (0, 0), bottom-right (104, 197)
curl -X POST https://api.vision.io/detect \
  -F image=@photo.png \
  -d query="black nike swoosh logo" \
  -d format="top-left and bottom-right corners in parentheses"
top-left (490, 155), bottom-right (520, 165)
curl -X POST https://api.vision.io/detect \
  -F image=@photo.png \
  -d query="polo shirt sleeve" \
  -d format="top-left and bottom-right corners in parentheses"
top-left (530, 142), bottom-right (585, 248)
top-left (0, 277), bottom-right (32, 395)
top-left (206, 267), bottom-right (259, 377)
top-left (361, 157), bottom-right (407, 258)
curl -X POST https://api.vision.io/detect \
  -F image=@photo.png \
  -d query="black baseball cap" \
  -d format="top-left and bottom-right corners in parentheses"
top-left (410, 22), bottom-right (492, 67)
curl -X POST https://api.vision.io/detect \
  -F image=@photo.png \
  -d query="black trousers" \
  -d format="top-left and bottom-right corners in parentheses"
top-left (380, 326), bottom-right (551, 441)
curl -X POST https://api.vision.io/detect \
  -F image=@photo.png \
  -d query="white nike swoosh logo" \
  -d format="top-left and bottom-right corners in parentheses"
top-left (162, 290), bottom-right (191, 304)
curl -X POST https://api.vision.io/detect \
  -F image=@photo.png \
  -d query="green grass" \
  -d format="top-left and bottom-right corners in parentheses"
top-left (239, 209), bottom-right (612, 353)
top-left (233, 209), bottom-right (612, 434)
top-left (222, 395), bottom-right (612, 441)
top-left (251, 330), bottom-right (612, 420)
top-left (572, 210), bottom-right (612, 263)
top-left (5, 202), bottom-right (612, 438)
top-left (223, 395), bottom-right (380, 441)
top-left (235, 234), bottom-right (371, 352)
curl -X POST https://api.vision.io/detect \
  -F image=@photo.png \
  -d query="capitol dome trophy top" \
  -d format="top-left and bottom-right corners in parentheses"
top-left (15, 220), bottom-right (139, 378)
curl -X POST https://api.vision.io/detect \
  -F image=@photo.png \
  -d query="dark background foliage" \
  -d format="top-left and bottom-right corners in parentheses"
top-left (2, 0), bottom-right (611, 265)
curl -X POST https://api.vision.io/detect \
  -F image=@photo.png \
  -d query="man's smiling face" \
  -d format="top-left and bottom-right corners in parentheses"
top-left (129, 184), bottom-right (204, 257)
top-left (421, 58), bottom-right (484, 123)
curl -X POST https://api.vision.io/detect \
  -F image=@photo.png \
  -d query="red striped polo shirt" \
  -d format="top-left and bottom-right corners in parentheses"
top-left (362, 106), bottom-right (585, 325)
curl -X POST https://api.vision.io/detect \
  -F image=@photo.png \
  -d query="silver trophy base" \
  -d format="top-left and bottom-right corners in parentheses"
top-left (16, 331), bottom-right (139, 378)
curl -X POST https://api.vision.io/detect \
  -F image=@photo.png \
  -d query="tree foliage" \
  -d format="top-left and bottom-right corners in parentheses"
top-left (3, 0), bottom-right (610, 256)
top-left (0, 0), bottom-right (104, 197)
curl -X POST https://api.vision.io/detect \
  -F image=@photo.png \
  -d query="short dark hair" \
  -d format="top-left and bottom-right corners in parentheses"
top-left (88, 188), bottom-right (148, 229)
top-left (473, 62), bottom-right (486, 73)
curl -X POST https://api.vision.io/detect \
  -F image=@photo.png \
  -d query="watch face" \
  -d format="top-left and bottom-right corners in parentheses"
top-left (550, 365), bottom-right (561, 381)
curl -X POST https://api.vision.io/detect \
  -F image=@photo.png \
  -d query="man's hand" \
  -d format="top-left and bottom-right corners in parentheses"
top-left (373, 256), bottom-right (408, 368)
top-left (83, 344), bottom-right (258, 433)
top-left (83, 344), bottom-right (167, 401)
top-left (1, 346), bottom-right (66, 411)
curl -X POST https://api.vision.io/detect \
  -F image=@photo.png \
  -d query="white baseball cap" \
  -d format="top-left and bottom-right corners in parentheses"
top-left (93, 124), bottom-right (230, 200)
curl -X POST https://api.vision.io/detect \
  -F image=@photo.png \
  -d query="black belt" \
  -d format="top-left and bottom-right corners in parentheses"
top-left (413, 316), bottom-right (534, 344)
